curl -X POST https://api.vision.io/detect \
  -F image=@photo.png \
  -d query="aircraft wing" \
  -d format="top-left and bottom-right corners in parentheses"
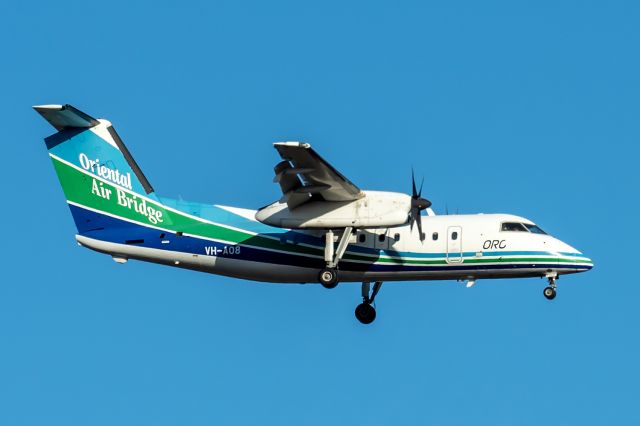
top-left (272, 142), bottom-right (364, 208)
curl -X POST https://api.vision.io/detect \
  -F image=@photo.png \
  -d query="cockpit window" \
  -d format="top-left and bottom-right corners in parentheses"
top-left (524, 224), bottom-right (547, 235)
top-left (501, 222), bottom-right (528, 232)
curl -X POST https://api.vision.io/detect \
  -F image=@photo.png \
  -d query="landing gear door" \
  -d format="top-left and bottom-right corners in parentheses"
top-left (446, 226), bottom-right (463, 263)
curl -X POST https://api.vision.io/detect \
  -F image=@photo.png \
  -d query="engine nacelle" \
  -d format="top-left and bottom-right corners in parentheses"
top-left (255, 191), bottom-right (412, 229)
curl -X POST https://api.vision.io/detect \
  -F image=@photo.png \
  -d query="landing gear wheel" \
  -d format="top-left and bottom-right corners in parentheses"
top-left (318, 268), bottom-right (339, 289)
top-left (355, 303), bottom-right (376, 324)
top-left (543, 286), bottom-right (557, 300)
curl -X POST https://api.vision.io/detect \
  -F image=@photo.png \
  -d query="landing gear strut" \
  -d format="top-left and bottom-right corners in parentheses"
top-left (543, 275), bottom-right (558, 300)
top-left (355, 281), bottom-right (382, 324)
top-left (318, 227), bottom-right (353, 289)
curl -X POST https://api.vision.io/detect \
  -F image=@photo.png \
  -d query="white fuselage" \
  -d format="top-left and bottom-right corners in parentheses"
top-left (77, 210), bottom-right (592, 285)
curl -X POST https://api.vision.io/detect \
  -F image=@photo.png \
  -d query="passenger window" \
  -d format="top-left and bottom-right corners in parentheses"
top-left (432, 232), bottom-right (438, 241)
top-left (378, 234), bottom-right (386, 242)
top-left (501, 222), bottom-right (528, 232)
top-left (358, 234), bottom-right (366, 243)
top-left (452, 231), bottom-right (458, 240)
top-left (394, 233), bottom-right (400, 241)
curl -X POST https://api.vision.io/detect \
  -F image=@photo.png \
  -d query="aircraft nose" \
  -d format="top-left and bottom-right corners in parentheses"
top-left (571, 250), bottom-right (593, 271)
top-left (555, 239), bottom-right (593, 271)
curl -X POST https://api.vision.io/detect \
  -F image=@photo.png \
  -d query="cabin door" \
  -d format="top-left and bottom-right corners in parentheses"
top-left (446, 226), bottom-right (463, 263)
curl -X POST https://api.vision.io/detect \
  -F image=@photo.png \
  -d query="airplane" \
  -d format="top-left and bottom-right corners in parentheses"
top-left (34, 104), bottom-right (593, 324)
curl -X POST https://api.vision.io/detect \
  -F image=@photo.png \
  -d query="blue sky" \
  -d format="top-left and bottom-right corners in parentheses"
top-left (1, 1), bottom-right (638, 424)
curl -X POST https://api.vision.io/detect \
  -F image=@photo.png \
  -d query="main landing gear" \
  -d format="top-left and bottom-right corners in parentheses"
top-left (543, 275), bottom-right (558, 300)
top-left (355, 281), bottom-right (382, 324)
top-left (318, 227), bottom-right (353, 289)
top-left (318, 267), bottom-right (338, 289)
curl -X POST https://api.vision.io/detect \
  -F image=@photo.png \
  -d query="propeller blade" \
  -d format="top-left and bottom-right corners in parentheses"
top-left (411, 168), bottom-right (417, 197)
top-left (408, 209), bottom-right (419, 234)
top-left (409, 169), bottom-right (430, 241)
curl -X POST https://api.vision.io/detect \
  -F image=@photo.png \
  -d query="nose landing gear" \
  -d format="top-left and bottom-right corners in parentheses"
top-left (543, 275), bottom-right (558, 300)
top-left (355, 281), bottom-right (382, 324)
top-left (355, 303), bottom-right (376, 324)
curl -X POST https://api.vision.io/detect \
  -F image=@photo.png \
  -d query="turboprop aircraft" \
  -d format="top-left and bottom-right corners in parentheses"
top-left (35, 104), bottom-right (593, 324)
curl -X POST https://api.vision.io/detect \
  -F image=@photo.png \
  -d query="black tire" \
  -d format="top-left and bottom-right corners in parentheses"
top-left (355, 303), bottom-right (376, 324)
top-left (543, 286), bottom-right (556, 300)
top-left (318, 268), bottom-right (339, 289)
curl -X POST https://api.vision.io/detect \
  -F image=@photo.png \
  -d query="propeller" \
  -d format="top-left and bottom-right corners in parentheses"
top-left (409, 169), bottom-right (432, 241)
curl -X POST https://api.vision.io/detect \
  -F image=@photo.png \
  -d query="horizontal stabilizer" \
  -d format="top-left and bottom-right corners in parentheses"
top-left (33, 104), bottom-right (100, 131)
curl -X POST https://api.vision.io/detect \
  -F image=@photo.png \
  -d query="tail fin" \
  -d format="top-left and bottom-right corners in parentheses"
top-left (35, 104), bottom-right (165, 234)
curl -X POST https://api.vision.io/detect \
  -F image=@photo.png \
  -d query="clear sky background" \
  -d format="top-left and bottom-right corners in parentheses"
top-left (1, 1), bottom-right (638, 424)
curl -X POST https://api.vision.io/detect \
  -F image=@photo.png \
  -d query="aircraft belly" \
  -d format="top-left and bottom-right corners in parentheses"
top-left (75, 234), bottom-right (319, 283)
top-left (339, 261), bottom-right (586, 282)
top-left (203, 256), bottom-right (317, 283)
top-left (76, 234), bottom-right (210, 271)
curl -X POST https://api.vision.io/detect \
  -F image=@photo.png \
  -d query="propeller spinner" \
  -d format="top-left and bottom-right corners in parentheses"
top-left (409, 170), bottom-right (432, 241)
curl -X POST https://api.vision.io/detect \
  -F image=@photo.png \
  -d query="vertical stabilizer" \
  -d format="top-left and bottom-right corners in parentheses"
top-left (35, 104), bottom-right (166, 235)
